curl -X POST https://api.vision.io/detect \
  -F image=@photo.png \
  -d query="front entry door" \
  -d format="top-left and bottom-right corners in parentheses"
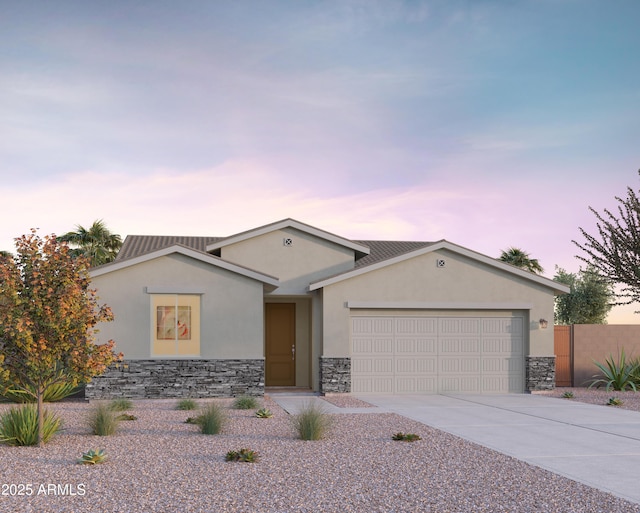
top-left (265, 303), bottom-right (296, 386)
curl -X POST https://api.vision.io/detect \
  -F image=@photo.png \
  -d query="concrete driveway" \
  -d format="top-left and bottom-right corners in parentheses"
top-left (359, 393), bottom-right (640, 505)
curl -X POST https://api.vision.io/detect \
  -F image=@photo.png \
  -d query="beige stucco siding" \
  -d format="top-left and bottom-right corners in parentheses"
top-left (221, 228), bottom-right (355, 295)
top-left (91, 254), bottom-right (265, 359)
top-left (321, 249), bottom-right (555, 357)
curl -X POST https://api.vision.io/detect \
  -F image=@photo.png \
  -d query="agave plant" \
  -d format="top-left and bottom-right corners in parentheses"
top-left (588, 349), bottom-right (639, 391)
top-left (77, 448), bottom-right (107, 465)
top-left (225, 448), bottom-right (259, 463)
top-left (607, 397), bottom-right (623, 406)
top-left (255, 408), bottom-right (273, 418)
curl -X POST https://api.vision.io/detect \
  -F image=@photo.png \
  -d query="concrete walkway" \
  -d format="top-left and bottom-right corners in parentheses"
top-left (269, 392), bottom-right (640, 504)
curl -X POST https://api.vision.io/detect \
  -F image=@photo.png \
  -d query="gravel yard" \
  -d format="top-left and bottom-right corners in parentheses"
top-left (1, 391), bottom-right (639, 513)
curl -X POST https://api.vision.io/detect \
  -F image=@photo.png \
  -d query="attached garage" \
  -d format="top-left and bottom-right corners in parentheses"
top-left (351, 313), bottom-right (525, 394)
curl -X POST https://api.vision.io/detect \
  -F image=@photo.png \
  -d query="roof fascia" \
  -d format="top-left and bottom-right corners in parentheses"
top-left (90, 244), bottom-right (280, 287)
top-left (205, 218), bottom-right (370, 257)
top-left (309, 240), bottom-right (570, 294)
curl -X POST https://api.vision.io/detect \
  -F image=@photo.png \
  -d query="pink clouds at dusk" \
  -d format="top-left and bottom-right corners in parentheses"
top-left (1, 1), bottom-right (639, 321)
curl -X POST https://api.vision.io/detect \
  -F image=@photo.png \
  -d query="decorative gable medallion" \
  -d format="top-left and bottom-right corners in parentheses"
top-left (436, 259), bottom-right (446, 268)
top-left (283, 237), bottom-right (293, 247)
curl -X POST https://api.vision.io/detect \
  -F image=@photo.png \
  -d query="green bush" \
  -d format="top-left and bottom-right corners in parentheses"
top-left (109, 398), bottom-right (133, 411)
top-left (607, 396), bottom-right (623, 406)
top-left (233, 396), bottom-right (259, 410)
top-left (88, 403), bottom-right (120, 436)
top-left (562, 391), bottom-right (574, 399)
top-left (1, 381), bottom-right (81, 403)
top-left (255, 408), bottom-right (273, 418)
top-left (588, 349), bottom-right (639, 391)
top-left (176, 399), bottom-right (198, 410)
top-left (0, 405), bottom-right (62, 446)
top-left (292, 402), bottom-right (332, 441)
top-left (196, 404), bottom-right (226, 435)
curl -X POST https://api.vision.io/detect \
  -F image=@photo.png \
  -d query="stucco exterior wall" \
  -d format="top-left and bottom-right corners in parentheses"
top-left (91, 254), bottom-right (265, 360)
top-left (221, 228), bottom-right (355, 295)
top-left (321, 249), bottom-right (555, 358)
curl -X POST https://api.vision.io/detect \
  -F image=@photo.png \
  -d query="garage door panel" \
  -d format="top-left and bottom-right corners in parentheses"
top-left (395, 338), bottom-right (416, 353)
top-left (352, 377), bottom-right (393, 393)
top-left (416, 338), bottom-right (437, 354)
top-left (395, 357), bottom-right (437, 374)
top-left (351, 315), bottom-right (524, 394)
top-left (440, 318), bottom-right (481, 334)
top-left (483, 338), bottom-right (523, 355)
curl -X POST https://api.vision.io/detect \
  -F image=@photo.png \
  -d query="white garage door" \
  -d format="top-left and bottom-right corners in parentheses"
top-left (351, 315), bottom-right (524, 394)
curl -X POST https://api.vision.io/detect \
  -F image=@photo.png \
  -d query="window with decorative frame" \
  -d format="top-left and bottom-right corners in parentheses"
top-left (150, 294), bottom-right (200, 356)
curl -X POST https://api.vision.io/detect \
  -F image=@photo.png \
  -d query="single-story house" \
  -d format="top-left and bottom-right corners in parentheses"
top-left (86, 218), bottom-right (569, 399)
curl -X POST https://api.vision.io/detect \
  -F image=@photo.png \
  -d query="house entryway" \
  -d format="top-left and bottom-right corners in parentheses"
top-left (265, 303), bottom-right (296, 386)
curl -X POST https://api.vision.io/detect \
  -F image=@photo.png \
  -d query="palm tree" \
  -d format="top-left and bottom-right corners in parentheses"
top-left (59, 220), bottom-right (123, 267)
top-left (498, 247), bottom-right (544, 274)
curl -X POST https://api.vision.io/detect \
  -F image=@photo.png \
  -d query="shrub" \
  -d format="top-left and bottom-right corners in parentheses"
top-left (233, 396), bottom-right (259, 410)
top-left (116, 413), bottom-right (137, 421)
top-left (292, 402), bottom-right (332, 441)
top-left (562, 391), bottom-right (574, 399)
top-left (225, 448), bottom-right (259, 463)
top-left (255, 408), bottom-right (273, 418)
top-left (392, 432), bottom-right (422, 442)
top-left (176, 399), bottom-right (198, 410)
top-left (607, 397), bottom-right (623, 406)
top-left (0, 405), bottom-right (62, 446)
top-left (588, 349), bottom-right (639, 391)
top-left (196, 404), bottom-right (226, 435)
top-left (77, 448), bottom-right (107, 465)
top-left (1, 381), bottom-right (81, 403)
top-left (109, 398), bottom-right (133, 411)
top-left (88, 403), bottom-right (119, 436)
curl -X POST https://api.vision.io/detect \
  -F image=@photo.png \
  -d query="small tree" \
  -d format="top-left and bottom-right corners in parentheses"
top-left (0, 230), bottom-right (122, 446)
top-left (554, 266), bottom-right (614, 325)
top-left (498, 247), bottom-right (544, 274)
top-left (574, 173), bottom-right (640, 305)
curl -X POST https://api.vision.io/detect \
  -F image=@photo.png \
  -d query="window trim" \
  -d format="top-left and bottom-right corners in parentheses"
top-left (150, 293), bottom-right (201, 358)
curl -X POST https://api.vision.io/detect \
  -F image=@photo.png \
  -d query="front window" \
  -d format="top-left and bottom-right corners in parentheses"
top-left (151, 294), bottom-right (200, 356)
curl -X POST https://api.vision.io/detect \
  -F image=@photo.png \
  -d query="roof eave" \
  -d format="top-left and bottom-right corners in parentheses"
top-left (309, 240), bottom-right (571, 294)
top-left (90, 244), bottom-right (280, 287)
top-left (205, 218), bottom-right (370, 257)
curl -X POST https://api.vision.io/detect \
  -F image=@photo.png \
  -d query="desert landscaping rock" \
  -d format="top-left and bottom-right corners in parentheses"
top-left (1, 392), bottom-right (639, 512)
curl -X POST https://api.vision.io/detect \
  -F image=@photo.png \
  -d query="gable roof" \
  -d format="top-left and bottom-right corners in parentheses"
top-left (91, 244), bottom-right (280, 289)
top-left (205, 218), bottom-right (371, 258)
top-left (309, 239), bottom-right (570, 294)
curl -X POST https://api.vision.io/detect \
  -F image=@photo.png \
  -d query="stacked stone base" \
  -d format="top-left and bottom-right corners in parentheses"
top-left (85, 359), bottom-right (264, 399)
top-left (526, 356), bottom-right (556, 391)
top-left (320, 357), bottom-right (351, 394)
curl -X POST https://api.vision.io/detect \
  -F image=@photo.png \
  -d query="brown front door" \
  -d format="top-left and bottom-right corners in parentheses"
top-left (265, 303), bottom-right (296, 386)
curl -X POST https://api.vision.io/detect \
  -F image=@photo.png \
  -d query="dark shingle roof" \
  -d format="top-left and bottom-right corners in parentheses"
top-left (116, 235), bottom-right (223, 261)
top-left (115, 235), bottom-right (435, 270)
top-left (353, 240), bottom-right (435, 268)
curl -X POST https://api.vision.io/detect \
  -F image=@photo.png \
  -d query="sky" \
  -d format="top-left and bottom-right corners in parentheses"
top-left (1, 0), bottom-right (639, 322)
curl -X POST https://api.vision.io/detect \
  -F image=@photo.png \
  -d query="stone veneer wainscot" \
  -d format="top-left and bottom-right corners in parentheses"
top-left (319, 357), bottom-right (351, 394)
top-left (526, 356), bottom-right (556, 391)
top-left (85, 359), bottom-right (264, 399)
